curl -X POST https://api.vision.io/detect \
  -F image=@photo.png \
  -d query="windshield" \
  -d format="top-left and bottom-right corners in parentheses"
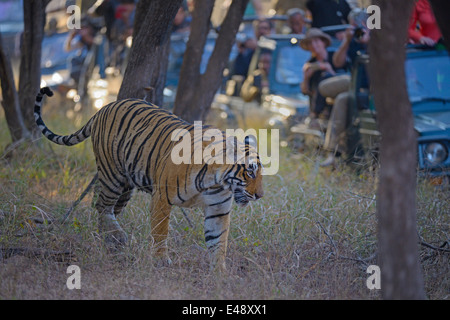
top-left (41, 32), bottom-right (72, 71)
top-left (0, 0), bottom-right (22, 22)
top-left (275, 45), bottom-right (310, 85)
top-left (405, 54), bottom-right (450, 101)
top-left (0, 0), bottom-right (23, 28)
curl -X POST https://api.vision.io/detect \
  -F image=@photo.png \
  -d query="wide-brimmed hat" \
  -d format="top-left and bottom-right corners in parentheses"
top-left (299, 28), bottom-right (332, 50)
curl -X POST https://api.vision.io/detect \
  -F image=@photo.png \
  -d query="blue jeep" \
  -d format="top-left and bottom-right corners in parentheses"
top-left (351, 45), bottom-right (450, 181)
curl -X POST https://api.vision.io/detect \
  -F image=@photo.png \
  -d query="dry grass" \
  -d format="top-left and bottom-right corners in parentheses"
top-left (0, 106), bottom-right (448, 300)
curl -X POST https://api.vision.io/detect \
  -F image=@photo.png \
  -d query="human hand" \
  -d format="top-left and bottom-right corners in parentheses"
top-left (319, 61), bottom-right (335, 74)
top-left (344, 27), bottom-right (355, 42)
top-left (419, 36), bottom-right (436, 46)
top-left (355, 27), bottom-right (370, 44)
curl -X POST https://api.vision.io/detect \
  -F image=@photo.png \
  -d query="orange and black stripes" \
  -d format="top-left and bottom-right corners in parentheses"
top-left (34, 87), bottom-right (263, 271)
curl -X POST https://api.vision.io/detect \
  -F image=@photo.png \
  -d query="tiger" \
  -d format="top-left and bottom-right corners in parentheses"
top-left (34, 87), bottom-right (264, 272)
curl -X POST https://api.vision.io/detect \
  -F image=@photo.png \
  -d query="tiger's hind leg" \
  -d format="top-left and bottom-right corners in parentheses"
top-left (96, 181), bottom-right (129, 246)
top-left (114, 187), bottom-right (134, 216)
top-left (149, 192), bottom-right (172, 265)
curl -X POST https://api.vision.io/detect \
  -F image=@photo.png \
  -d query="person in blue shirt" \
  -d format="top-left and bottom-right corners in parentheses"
top-left (320, 8), bottom-right (370, 167)
top-left (232, 18), bottom-right (273, 78)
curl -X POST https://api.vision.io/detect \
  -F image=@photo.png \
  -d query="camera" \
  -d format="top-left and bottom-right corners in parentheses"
top-left (349, 8), bottom-right (367, 40)
top-left (354, 26), bottom-right (365, 40)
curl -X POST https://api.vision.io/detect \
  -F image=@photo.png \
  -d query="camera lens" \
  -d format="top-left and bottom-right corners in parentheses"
top-left (354, 27), bottom-right (364, 39)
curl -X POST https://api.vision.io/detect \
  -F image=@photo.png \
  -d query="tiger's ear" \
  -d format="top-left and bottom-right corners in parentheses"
top-left (244, 135), bottom-right (257, 149)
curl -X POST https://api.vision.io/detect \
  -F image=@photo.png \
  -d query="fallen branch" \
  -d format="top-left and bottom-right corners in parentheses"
top-left (0, 247), bottom-right (75, 262)
top-left (315, 220), bottom-right (339, 254)
top-left (337, 253), bottom-right (377, 267)
top-left (419, 240), bottom-right (450, 253)
top-left (315, 216), bottom-right (376, 267)
top-left (60, 173), bottom-right (98, 224)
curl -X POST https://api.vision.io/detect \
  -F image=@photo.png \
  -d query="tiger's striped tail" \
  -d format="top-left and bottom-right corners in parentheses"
top-left (34, 87), bottom-right (93, 146)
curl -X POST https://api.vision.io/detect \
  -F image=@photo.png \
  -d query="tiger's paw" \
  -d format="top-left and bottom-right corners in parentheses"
top-left (103, 229), bottom-right (128, 247)
top-left (152, 247), bottom-right (172, 268)
top-left (210, 261), bottom-right (227, 275)
top-left (153, 255), bottom-right (172, 268)
top-left (99, 214), bottom-right (128, 247)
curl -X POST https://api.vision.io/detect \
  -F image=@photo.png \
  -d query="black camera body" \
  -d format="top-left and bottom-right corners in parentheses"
top-left (354, 26), bottom-right (365, 40)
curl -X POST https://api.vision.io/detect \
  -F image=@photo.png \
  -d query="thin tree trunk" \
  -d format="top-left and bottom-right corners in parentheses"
top-left (369, 0), bottom-right (426, 300)
top-left (173, 0), bottom-right (249, 123)
top-left (0, 32), bottom-right (30, 142)
top-left (172, 0), bottom-right (215, 121)
top-left (18, 0), bottom-right (49, 139)
top-left (117, 0), bottom-right (182, 102)
top-left (147, 39), bottom-right (171, 106)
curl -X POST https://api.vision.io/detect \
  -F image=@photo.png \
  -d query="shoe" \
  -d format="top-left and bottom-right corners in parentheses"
top-left (320, 154), bottom-right (336, 167)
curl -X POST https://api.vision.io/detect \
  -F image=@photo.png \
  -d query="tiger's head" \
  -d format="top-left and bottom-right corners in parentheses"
top-left (224, 136), bottom-right (264, 207)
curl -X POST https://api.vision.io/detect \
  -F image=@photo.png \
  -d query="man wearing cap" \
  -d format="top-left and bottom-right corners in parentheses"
top-left (300, 28), bottom-right (337, 122)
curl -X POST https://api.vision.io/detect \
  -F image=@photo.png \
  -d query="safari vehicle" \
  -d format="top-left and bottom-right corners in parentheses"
top-left (209, 25), bottom-right (351, 142)
top-left (349, 45), bottom-right (450, 181)
top-left (209, 34), bottom-right (311, 138)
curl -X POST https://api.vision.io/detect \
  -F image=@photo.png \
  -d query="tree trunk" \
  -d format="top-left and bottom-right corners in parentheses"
top-left (0, 32), bottom-right (30, 142)
top-left (173, 0), bottom-right (249, 123)
top-left (117, 0), bottom-right (182, 102)
top-left (18, 0), bottom-right (49, 139)
top-left (369, 0), bottom-right (426, 300)
top-left (147, 39), bottom-right (171, 106)
top-left (172, 0), bottom-right (215, 121)
top-left (429, 0), bottom-right (450, 51)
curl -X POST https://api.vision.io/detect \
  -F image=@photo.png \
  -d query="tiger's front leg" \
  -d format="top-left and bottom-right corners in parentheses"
top-left (203, 189), bottom-right (234, 273)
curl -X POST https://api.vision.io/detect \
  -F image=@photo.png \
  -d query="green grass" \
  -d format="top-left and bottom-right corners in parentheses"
top-left (0, 105), bottom-right (448, 300)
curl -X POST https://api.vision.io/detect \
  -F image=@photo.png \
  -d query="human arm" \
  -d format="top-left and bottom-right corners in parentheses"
top-left (301, 61), bottom-right (335, 94)
top-left (332, 28), bottom-right (352, 68)
top-left (64, 31), bottom-right (78, 51)
top-left (408, 5), bottom-right (422, 44)
top-left (241, 73), bottom-right (259, 102)
top-left (407, 4), bottom-right (436, 45)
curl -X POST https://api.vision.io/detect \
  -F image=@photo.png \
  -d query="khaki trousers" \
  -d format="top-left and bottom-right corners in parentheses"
top-left (318, 74), bottom-right (351, 99)
top-left (323, 91), bottom-right (349, 154)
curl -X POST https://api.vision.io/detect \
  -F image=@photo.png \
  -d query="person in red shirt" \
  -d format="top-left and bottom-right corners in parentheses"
top-left (408, 0), bottom-right (442, 46)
